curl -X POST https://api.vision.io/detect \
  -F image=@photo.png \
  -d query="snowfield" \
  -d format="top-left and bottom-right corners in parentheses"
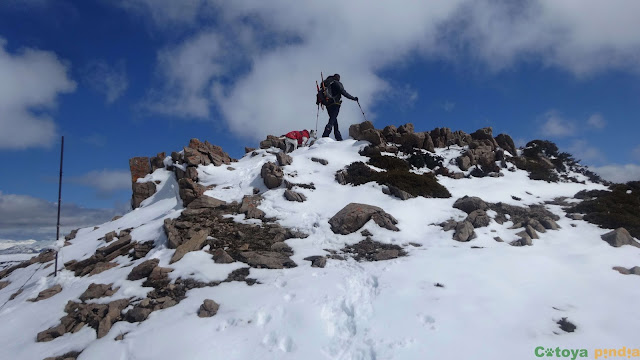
top-left (1, 138), bottom-right (638, 360)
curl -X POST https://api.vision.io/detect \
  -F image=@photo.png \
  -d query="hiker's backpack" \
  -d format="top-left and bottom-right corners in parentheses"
top-left (317, 76), bottom-right (340, 106)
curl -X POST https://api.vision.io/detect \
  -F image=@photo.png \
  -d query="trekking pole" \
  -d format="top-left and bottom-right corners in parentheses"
top-left (315, 104), bottom-right (319, 134)
top-left (357, 100), bottom-right (368, 122)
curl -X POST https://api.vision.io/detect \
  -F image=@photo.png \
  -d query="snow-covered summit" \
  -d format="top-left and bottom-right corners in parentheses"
top-left (1, 123), bottom-right (639, 360)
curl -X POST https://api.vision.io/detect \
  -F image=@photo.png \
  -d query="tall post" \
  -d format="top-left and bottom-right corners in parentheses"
top-left (55, 136), bottom-right (64, 277)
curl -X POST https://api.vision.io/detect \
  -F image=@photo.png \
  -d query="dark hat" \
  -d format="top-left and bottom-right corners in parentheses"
top-left (333, 73), bottom-right (340, 80)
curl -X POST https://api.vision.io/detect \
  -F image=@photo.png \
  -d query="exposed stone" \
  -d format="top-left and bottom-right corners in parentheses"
top-left (132, 181), bottom-right (157, 209)
top-left (284, 189), bottom-right (307, 202)
top-left (566, 213), bottom-right (583, 220)
top-left (212, 249), bottom-right (234, 264)
top-left (540, 217), bottom-right (560, 230)
top-left (601, 228), bottom-right (640, 248)
top-left (0, 281), bottom-right (9, 290)
top-left (65, 229), bottom-right (79, 241)
top-left (398, 123), bottom-right (414, 134)
top-left (511, 231), bottom-right (533, 246)
top-left (276, 152), bottom-right (293, 166)
top-left (303, 256), bottom-right (327, 268)
top-left (457, 155), bottom-right (472, 171)
top-left (349, 121), bottom-right (375, 140)
top-left (311, 157), bottom-right (328, 166)
top-left (495, 134), bottom-right (517, 156)
top-left (29, 284), bottom-right (62, 302)
top-left (186, 167), bottom-right (198, 181)
top-left (170, 229), bottom-right (209, 264)
top-left (466, 210), bottom-right (491, 228)
top-left (37, 323), bottom-right (66, 342)
top-left (240, 195), bottom-right (266, 219)
top-left (525, 225), bottom-right (540, 239)
top-left (245, 147), bottom-right (256, 153)
top-left (126, 307), bottom-right (153, 323)
top-left (385, 184), bottom-right (416, 200)
top-left (453, 221), bottom-right (476, 242)
top-left (361, 229), bottom-right (373, 237)
top-left (329, 203), bottom-right (400, 235)
top-left (261, 162), bottom-right (284, 189)
top-left (527, 218), bottom-right (547, 233)
top-left (260, 135), bottom-right (287, 151)
top-left (236, 251), bottom-right (296, 269)
top-left (88, 262), bottom-right (119, 276)
top-left (178, 178), bottom-right (206, 207)
top-left (129, 157), bottom-right (151, 184)
top-left (128, 259), bottom-right (160, 281)
top-left (341, 238), bottom-right (406, 261)
top-left (440, 219), bottom-right (458, 232)
top-left (43, 351), bottom-right (82, 360)
top-left (103, 231), bottom-right (117, 243)
top-left (187, 195), bottom-right (226, 210)
top-left (150, 152), bottom-right (166, 172)
top-left (198, 299), bottom-right (220, 318)
top-left (470, 127), bottom-right (498, 149)
top-left (132, 241), bottom-right (154, 259)
top-left (453, 196), bottom-right (489, 214)
top-left (79, 283), bottom-right (118, 301)
top-left (494, 236), bottom-right (504, 242)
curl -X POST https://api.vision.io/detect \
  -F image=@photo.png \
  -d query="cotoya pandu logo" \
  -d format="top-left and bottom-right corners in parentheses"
top-left (534, 347), bottom-right (588, 359)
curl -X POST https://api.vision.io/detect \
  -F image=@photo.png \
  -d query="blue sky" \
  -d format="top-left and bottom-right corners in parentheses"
top-left (1, 0), bottom-right (639, 242)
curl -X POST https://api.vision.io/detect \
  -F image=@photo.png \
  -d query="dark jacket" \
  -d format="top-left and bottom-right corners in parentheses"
top-left (325, 77), bottom-right (356, 104)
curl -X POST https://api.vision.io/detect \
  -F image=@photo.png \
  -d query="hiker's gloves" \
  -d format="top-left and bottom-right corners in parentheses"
top-left (354, 97), bottom-right (359, 102)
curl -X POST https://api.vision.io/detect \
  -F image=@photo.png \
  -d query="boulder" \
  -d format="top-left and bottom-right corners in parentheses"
top-left (329, 203), bottom-right (399, 235)
top-left (126, 307), bottom-right (152, 323)
top-left (384, 185), bottom-right (415, 200)
top-left (178, 178), bottom-right (206, 206)
top-left (79, 283), bottom-right (118, 301)
top-left (303, 256), bottom-right (327, 268)
top-left (150, 152), bottom-right (166, 172)
top-left (453, 196), bottom-right (489, 214)
top-left (186, 195), bottom-right (226, 210)
top-left (236, 251), bottom-right (296, 269)
top-left (260, 135), bottom-right (286, 151)
top-left (170, 229), bottom-right (209, 264)
top-left (261, 162), bottom-right (283, 189)
top-left (276, 152), bottom-right (293, 166)
top-left (453, 221), bottom-right (476, 242)
top-left (284, 189), bottom-right (307, 202)
top-left (466, 210), bottom-right (491, 228)
top-left (65, 229), bottom-right (79, 241)
top-left (349, 121), bottom-right (376, 140)
top-left (311, 157), bottom-right (328, 166)
top-left (470, 127), bottom-right (498, 149)
top-left (382, 125), bottom-right (397, 142)
top-left (495, 134), bottom-right (517, 156)
top-left (341, 238), bottom-right (406, 261)
top-left (601, 228), bottom-right (640, 248)
top-left (127, 259), bottom-right (160, 281)
top-left (132, 181), bottom-right (156, 209)
top-left (29, 284), bottom-right (63, 302)
top-left (421, 132), bottom-right (435, 152)
top-left (212, 249), bottom-right (234, 264)
top-left (198, 299), bottom-right (220, 318)
top-left (240, 195), bottom-right (266, 219)
top-left (397, 123), bottom-right (414, 134)
top-left (129, 157), bottom-right (151, 184)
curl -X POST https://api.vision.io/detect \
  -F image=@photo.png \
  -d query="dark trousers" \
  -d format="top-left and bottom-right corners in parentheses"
top-left (322, 104), bottom-right (342, 141)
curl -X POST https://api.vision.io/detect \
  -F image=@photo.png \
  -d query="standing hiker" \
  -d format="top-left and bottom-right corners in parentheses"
top-left (318, 74), bottom-right (358, 141)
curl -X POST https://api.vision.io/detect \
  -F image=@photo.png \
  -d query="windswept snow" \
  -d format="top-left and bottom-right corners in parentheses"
top-left (0, 139), bottom-right (638, 360)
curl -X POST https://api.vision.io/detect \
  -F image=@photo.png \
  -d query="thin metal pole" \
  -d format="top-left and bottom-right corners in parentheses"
top-left (357, 100), bottom-right (368, 122)
top-left (55, 136), bottom-right (64, 277)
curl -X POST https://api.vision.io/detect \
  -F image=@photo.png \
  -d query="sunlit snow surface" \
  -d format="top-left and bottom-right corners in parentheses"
top-left (1, 139), bottom-right (638, 360)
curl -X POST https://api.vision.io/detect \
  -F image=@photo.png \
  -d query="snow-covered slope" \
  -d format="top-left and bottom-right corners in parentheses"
top-left (1, 138), bottom-right (639, 360)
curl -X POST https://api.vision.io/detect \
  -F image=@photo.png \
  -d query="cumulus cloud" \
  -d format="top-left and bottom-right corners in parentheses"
top-left (587, 113), bottom-right (606, 129)
top-left (568, 139), bottom-right (606, 164)
top-left (83, 60), bottom-right (129, 104)
top-left (0, 38), bottom-right (76, 149)
top-left (67, 169), bottom-right (131, 196)
top-left (0, 191), bottom-right (120, 241)
top-left (119, 1), bottom-right (640, 140)
top-left (540, 110), bottom-right (577, 137)
top-left (591, 164), bottom-right (640, 184)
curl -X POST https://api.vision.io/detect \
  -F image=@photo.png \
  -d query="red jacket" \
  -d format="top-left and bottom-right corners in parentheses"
top-left (285, 130), bottom-right (310, 145)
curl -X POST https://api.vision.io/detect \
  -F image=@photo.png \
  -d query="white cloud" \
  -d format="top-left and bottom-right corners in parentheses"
top-left (590, 164), bottom-right (640, 184)
top-left (0, 191), bottom-right (120, 241)
top-left (443, 101), bottom-right (456, 112)
top-left (0, 38), bottom-right (76, 149)
top-left (540, 110), bottom-right (577, 137)
top-left (587, 113), bottom-right (606, 129)
top-left (67, 169), bottom-right (131, 195)
top-left (632, 145), bottom-right (640, 161)
top-left (83, 60), bottom-right (128, 104)
top-left (119, 1), bottom-right (640, 140)
top-left (568, 139), bottom-right (606, 164)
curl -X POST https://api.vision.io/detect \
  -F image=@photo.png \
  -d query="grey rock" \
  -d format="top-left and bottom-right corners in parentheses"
top-left (453, 221), bottom-right (476, 242)
top-left (527, 218), bottom-right (547, 233)
top-left (440, 219), bottom-right (458, 232)
top-left (132, 181), bottom-right (157, 209)
top-left (237, 251), bottom-right (296, 269)
top-left (198, 299), bottom-right (220, 318)
top-left (170, 229), bottom-right (209, 264)
top-left (601, 228), bottom-right (640, 248)
top-left (311, 157), bottom-right (329, 165)
top-left (261, 162), bottom-right (284, 189)
top-left (525, 225), bottom-right (539, 239)
top-left (284, 189), bottom-right (307, 202)
top-left (511, 231), bottom-right (533, 246)
top-left (453, 196), bottom-right (489, 214)
top-left (386, 185), bottom-right (415, 200)
top-left (456, 155), bottom-right (472, 171)
top-left (187, 195), bottom-right (226, 210)
top-left (126, 307), bottom-right (152, 322)
top-left (466, 210), bottom-right (491, 228)
top-left (270, 242), bottom-right (293, 254)
top-left (79, 283), bottom-right (117, 301)
top-left (276, 152), bottom-right (293, 166)
top-left (29, 285), bottom-right (63, 302)
top-left (212, 249), bottom-right (234, 264)
top-left (566, 213), bottom-right (583, 220)
top-left (240, 195), bottom-right (266, 219)
top-left (495, 134), bottom-right (517, 156)
top-left (329, 203), bottom-right (400, 235)
top-left (127, 259), bottom-right (160, 281)
top-left (304, 256), bottom-right (327, 268)
top-left (540, 217), bottom-right (560, 230)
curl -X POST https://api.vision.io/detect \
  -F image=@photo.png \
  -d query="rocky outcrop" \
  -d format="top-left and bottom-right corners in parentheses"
top-left (170, 229), bottom-right (209, 264)
top-left (184, 139), bottom-right (233, 167)
top-left (127, 259), bottom-right (160, 281)
top-left (303, 256), bottom-right (327, 268)
top-left (601, 228), bottom-right (640, 248)
top-left (453, 196), bottom-right (489, 214)
top-left (235, 251), bottom-right (296, 269)
top-left (64, 235), bottom-right (134, 277)
top-left (453, 221), bottom-right (476, 242)
top-left (495, 134), bottom-right (517, 156)
top-left (613, 266), bottom-right (640, 276)
top-left (276, 152), bottom-right (293, 166)
top-left (260, 135), bottom-right (286, 151)
top-left (150, 152), bottom-right (166, 172)
top-left (28, 284), bottom-right (62, 302)
top-left (129, 157), bottom-right (155, 209)
top-left (466, 209), bottom-right (491, 228)
top-left (0, 249), bottom-right (56, 280)
top-left (240, 195), bottom-right (266, 219)
top-left (178, 178), bottom-right (206, 207)
top-left (341, 238), bottom-right (406, 261)
top-left (329, 203), bottom-right (400, 235)
top-left (187, 195), bottom-right (226, 210)
top-left (198, 299), bottom-right (220, 317)
top-left (132, 182), bottom-right (157, 208)
top-left (261, 162), bottom-right (283, 189)
top-left (311, 157), bottom-right (328, 166)
top-left (79, 283), bottom-right (118, 301)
